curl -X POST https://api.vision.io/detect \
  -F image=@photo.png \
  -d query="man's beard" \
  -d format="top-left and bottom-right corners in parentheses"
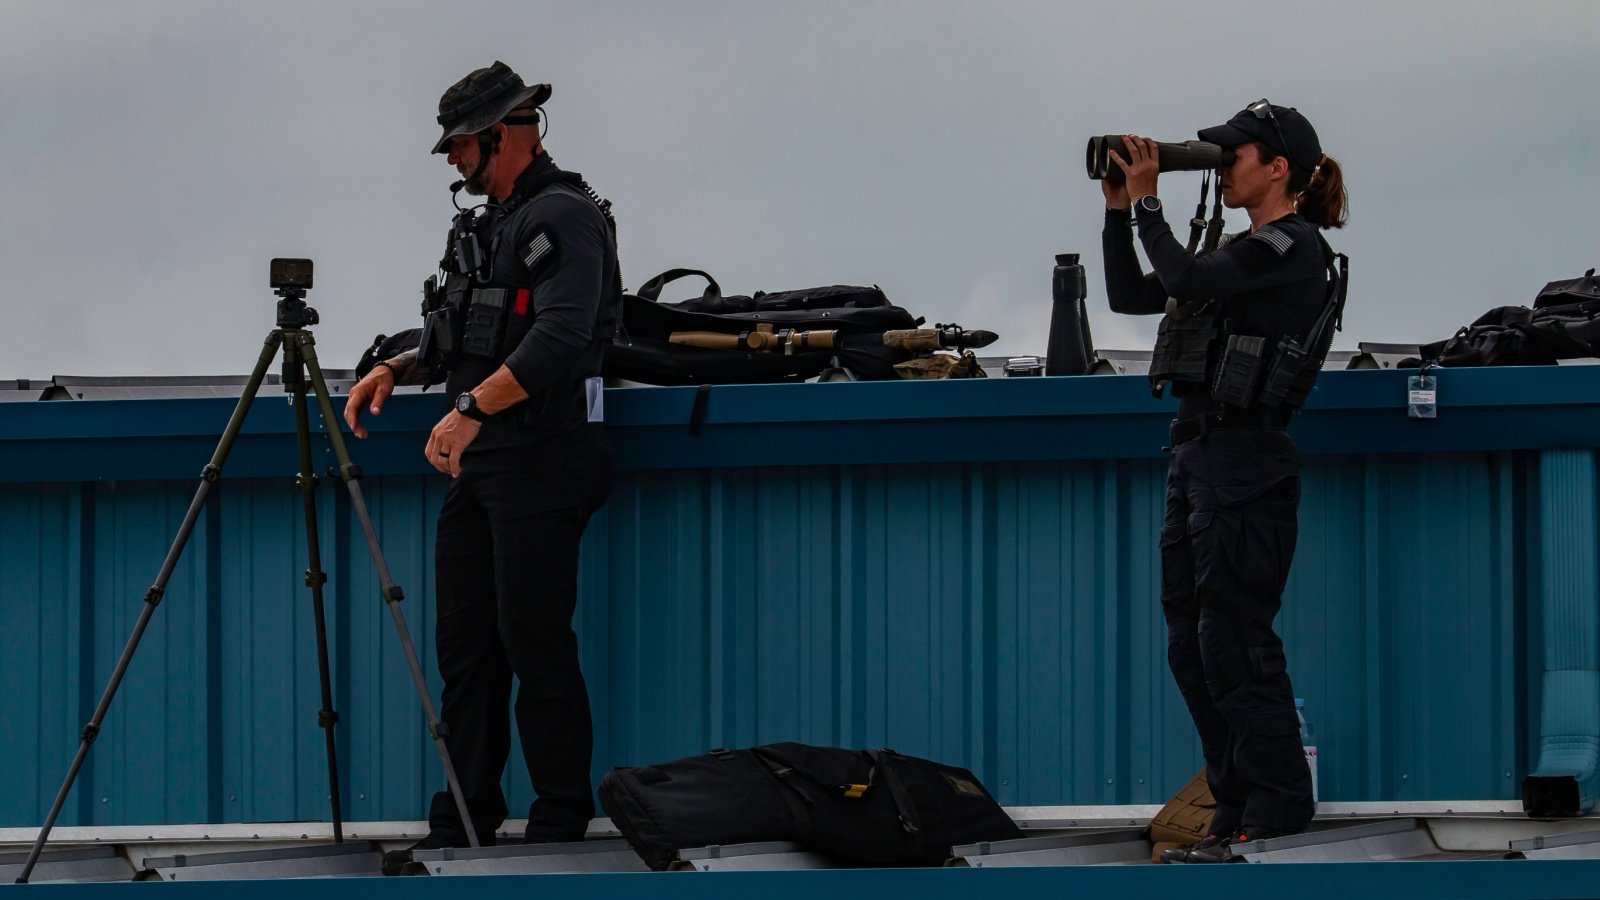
top-left (461, 169), bottom-right (489, 196)
top-left (458, 154), bottom-right (491, 196)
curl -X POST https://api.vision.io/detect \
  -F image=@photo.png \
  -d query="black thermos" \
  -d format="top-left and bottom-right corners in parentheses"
top-left (1046, 253), bottom-right (1094, 376)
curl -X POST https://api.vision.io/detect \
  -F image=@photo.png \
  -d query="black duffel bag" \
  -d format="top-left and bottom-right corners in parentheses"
top-left (598, 742), bottom-right (1021, 870)
top-left (603, 269), bottom-right (922, 385)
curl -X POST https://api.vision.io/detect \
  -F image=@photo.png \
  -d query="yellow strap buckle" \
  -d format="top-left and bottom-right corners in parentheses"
top-left (843, 784), bottom-right (869, 799)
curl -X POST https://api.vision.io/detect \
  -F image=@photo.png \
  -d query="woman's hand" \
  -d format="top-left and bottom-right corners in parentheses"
top-left (1102, 172), bottom-right (1130, 210)
top-left (1111, 134), bottom-right (1161, 202)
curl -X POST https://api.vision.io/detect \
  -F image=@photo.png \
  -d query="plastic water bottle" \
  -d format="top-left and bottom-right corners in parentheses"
top-left (1296, 698), bottom-right (1319, 804)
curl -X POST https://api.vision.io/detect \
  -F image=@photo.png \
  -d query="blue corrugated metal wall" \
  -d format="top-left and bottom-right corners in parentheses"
top-left (1, 368), bottom-right (1589, 827)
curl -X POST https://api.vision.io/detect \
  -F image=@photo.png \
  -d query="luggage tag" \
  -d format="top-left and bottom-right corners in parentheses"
top-left (1407, 365), bottom-right (1437, 419)
top-left (585, 375), bottom-right (604, 422)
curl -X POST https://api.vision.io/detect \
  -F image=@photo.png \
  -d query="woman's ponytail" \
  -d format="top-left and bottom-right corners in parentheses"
top-left (1293, 153), bottom-right (1347, 229)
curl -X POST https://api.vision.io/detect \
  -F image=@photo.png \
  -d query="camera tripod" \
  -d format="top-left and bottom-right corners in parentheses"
top-left (16, 289), bottom-right (478, 883)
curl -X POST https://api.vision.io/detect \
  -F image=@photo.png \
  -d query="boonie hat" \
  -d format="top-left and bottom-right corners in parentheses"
top-left (1197, 100), bottom-right (1322, 172)
top-left (431, 61), bottom-right (550, 154)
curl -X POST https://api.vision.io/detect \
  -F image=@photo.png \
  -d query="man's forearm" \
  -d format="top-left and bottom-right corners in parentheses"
top-left (466, 365), bottom-right (530, 416)
top-left (381, 349), bottom-right (433, 386)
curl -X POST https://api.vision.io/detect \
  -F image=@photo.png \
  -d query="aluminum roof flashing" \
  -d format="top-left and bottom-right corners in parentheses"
top-left (6, 808), bottom-right (1600, 892)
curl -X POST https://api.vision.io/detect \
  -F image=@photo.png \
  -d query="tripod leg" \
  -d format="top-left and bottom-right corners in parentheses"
top-left (16, 332), bottom-right (285, 884)
top-left (286, 338), bottom-right (345, 843)
top-left (297, 335), bottom-right (481, 848)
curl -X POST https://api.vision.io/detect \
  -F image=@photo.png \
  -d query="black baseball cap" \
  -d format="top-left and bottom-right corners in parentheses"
top-left (1197, 100), bottom-right (1322, 172)
top-left (431, 61), bottom-right (550, 154)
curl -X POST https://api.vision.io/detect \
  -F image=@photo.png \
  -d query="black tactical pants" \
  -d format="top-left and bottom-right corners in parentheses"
top-left (426, 430), bottom-right (613, 845)
top-left (1160, 425), bottom-right (1314, 838)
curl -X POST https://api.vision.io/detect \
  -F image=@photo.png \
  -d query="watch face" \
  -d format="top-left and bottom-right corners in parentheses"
top-left (456, 394), bottom-right (472, 413)
top-left (1140, 195), bottom-right (1162, 212)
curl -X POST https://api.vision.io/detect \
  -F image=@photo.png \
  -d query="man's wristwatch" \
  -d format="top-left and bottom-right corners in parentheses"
top-left (454, 391), bottom-right (489, 422)
top-left (1137, 194), bottom-right (1163, 213)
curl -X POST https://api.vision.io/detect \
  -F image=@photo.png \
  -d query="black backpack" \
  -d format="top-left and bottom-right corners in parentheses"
top-left (603, 269), bottom-right (922, 385)
top-left (1406, 268), bottom-right (1600, 368)
top-left (1533, 268), bottom-right (1600, 309)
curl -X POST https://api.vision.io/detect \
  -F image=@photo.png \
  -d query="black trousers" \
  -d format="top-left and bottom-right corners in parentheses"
top-left (426, 428), bottom-right (613, 844)
top-left (1160, 425), bottom-right (1314, 837)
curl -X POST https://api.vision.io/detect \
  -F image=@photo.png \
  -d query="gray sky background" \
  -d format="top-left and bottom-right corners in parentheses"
top-left (3, 0), bottom-right (1596, 378)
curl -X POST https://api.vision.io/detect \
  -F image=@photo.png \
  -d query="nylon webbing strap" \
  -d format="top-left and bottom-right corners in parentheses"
top-left (1303, 237), bottom-right (1349, 353)
top-left (749, 747), bottom-right (815, 832)
top-left (1186, 173), bottom-right (1210, 255)
top-left (1203, 174), bottom-right (1226, 252)
top-left (866, 749), bottom-right (920, 835)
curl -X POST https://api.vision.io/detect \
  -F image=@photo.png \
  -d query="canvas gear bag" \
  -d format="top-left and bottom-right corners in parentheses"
top-left (1407, 299), bottom-right (1600, 368)
top-left (603, 269), bottom-right (923, 385)
top-left (1146, 768), bottom-right (1216, 862)
top-left (1404, 268), bottom-right (1600, 368)
top-left (893, 350), bottom-right (987, 380)
top-left (597, 742), bottom-right (1021, 870)
top-left (1532, 268), bottom-right (1600, 310)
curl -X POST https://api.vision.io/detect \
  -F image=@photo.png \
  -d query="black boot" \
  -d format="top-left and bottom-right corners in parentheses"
top-left (1158, 832), bottom-right (1227, 864)
top-left (382, 833), bottom-right (465, 877)
top-left (1180, 831), bottom-right (1243, 863)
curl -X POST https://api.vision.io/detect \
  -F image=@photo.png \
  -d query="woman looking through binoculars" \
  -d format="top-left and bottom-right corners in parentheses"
top-left (1099, 101), bottom-right (1347, 863)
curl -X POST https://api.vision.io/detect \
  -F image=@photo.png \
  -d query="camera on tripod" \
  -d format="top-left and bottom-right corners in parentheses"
top-left (272, 257), bottom-right (320, 329)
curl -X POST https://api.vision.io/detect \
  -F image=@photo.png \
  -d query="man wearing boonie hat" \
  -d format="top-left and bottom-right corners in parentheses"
top-left (345, 60), bottom-right (621, 875)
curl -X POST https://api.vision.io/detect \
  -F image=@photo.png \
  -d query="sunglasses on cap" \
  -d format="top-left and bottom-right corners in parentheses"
top-left (1247, 98), bottom-right (1295, 166)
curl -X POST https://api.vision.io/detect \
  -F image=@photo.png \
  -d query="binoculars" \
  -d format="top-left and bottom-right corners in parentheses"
top-left (1085, 136), bottom-right (1236, 182)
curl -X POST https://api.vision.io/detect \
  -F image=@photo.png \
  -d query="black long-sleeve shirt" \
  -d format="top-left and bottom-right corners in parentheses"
top-left (1103, 204), bottom-right (1326, 347)
top-left (446, 154), bottom-right (618, 451)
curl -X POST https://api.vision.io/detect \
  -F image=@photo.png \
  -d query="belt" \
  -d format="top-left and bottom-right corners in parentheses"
top-left (1169, 408), bottom-right (1287, 446)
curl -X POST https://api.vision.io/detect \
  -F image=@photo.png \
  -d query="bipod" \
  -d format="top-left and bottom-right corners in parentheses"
top-left (15, 318), bottom-right (479, 884)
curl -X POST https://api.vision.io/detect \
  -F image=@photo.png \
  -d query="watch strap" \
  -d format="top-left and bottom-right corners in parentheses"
top-left (456, 392), bottom-right (489, 422)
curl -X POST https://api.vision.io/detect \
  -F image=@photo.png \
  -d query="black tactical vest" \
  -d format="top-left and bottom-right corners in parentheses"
top-left (1149, 298), bottom-right (1221, 398)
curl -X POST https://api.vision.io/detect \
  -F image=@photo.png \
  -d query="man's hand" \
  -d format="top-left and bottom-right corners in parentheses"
top-left (1111, 134), bottom-right (1161, 203)
top-left (425, 411), bottom-right (481, 477)
top-left (344, 366), bottom-right (396, 439)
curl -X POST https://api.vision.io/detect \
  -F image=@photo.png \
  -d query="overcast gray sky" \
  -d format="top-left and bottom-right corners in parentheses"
top-left (3, 0), bottom-right (1596, 378)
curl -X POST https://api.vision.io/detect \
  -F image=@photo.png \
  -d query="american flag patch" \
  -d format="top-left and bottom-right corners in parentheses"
top-left (1252, 226), bottom-right (1294, 257)
top-left (523, 232), bottom-right (552, 269)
